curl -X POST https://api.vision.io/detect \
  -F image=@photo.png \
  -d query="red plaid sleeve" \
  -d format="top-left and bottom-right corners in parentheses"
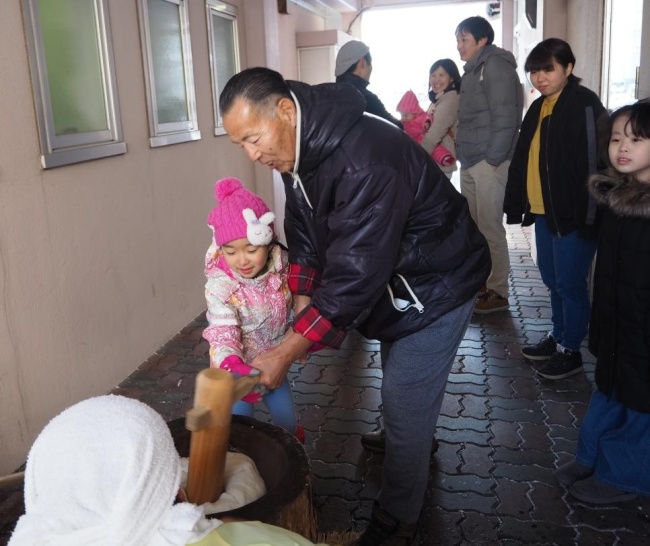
top-left (293, 304), bottom-right (346, 349)
top-left (288, 263), bottom-right (322, 296)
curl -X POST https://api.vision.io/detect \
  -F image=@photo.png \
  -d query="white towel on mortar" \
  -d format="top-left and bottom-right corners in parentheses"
top-left (9, 395), bottom-right (221, 546)
top-left (180, 452), bottom-right (267, 514)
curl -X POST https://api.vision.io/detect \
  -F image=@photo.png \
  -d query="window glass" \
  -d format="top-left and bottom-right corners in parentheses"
top-left (603, 0), bottom-right (643, 109)
top-left (148, 0), bottom-right (189, 123)
top-left (213, 15), bottom-right (236, 99)
top-left (206, 1), bottom-right (239, 135)
top-left (23, 0), bottom-right (126, 168)
top-left (139, 0), bottom-right (200, 146)
top-left (39, 0), bottom-right (109, 135)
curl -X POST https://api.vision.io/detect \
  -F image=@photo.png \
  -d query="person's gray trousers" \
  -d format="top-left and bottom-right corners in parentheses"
top-left (378, 296), bottom-right (476, 523)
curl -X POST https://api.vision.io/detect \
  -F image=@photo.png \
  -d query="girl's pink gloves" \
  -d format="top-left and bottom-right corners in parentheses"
top-left (219, 355), bottom-right (264, 403)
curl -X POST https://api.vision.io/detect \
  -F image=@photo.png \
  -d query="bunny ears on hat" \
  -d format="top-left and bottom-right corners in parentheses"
top-left (243, 209), bottom-right (275, 246)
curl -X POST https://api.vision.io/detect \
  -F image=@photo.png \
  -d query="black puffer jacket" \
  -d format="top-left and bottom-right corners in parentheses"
top-left (588, 171), bottom-right (650, 413)
top-left (504, 80), bottom-right (607, 236)
top-left (282, 80), bottom-right (491, 342)
top-left (335, 73), bottom-right (403, 129)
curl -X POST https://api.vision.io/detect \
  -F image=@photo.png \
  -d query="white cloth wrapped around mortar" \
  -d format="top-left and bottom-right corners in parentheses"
top-left (179, 453), bottom-right (266, 514)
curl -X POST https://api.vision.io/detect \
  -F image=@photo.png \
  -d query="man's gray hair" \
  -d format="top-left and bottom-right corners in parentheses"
top-left (219, 67), bottom-right (293, 117)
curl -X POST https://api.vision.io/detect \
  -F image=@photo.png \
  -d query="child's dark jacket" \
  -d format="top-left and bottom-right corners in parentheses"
top-left (588, 170), bottom-right (650, 413)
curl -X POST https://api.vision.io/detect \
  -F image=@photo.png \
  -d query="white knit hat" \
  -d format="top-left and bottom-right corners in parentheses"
top-left (335, 40), bottom-right (370, 76)
top-left (9, 395), bottom-right (220, 546)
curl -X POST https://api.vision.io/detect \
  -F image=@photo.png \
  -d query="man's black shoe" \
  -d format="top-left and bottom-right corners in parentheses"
top-left (536, 348), bottom-right (583, 379)
top-left (354, 503), bottom-right (420, 546)
top-left (361, 429), bottom-right (439, 455)
top-left (521, 333), bottom-right (557, 361)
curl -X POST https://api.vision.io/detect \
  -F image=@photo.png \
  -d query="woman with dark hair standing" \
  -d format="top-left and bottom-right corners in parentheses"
top-left (421, 58), bottom-right (462, 178)
top-left (505, 38), bottom-right (606, 380)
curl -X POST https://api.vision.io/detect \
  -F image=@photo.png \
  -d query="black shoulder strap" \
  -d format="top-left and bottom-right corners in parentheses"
top-left (585, 105), bottom-right (598, 226)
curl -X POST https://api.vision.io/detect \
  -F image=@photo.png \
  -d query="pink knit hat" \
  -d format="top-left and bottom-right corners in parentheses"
top-left (396, 90), bottom-right (424, 115)
top-left (207, 178), bottom-right (275, 246)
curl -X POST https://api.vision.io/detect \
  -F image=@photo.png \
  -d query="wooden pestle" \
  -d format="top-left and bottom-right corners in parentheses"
top-left (185, 368), bottom-right (260, 504)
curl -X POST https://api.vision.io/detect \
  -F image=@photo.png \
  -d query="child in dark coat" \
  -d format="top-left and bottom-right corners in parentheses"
top-left (554, 100), bottom-right (650, 504)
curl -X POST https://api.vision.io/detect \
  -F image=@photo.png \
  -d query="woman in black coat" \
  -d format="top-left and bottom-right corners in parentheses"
top-left (504, 38), bottom-right (606, 379)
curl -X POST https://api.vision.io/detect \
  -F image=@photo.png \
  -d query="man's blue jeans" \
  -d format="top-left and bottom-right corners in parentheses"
top-left (534, 216), bottom-right (597, 351)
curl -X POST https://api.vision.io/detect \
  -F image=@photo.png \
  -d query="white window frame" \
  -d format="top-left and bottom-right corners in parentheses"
top-left (205, 1), bottom-right (240, 136)
top-left (21, 0), bottom-right (126, 169)
top-left (138, 0), bottom-right (201, 147)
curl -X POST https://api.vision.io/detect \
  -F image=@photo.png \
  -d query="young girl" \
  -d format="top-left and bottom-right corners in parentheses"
top-left (202, 177), bottom-right (302, 441)
top-left (396, 89), bottom-right (455, 168)
top-left (554, 100), bottom-right (650, 503)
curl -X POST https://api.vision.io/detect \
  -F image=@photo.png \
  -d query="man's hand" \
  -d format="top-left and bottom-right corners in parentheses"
top-left (250, 329), bottom-right (313, 389)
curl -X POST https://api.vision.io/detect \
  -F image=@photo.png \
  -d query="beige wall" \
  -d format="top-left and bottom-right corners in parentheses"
top-left (566, 0), bottom-right (604, 94)
top-left (0, 0), bottom-right (261, 475)
top-left (0, 0), bottom-right (334, 476)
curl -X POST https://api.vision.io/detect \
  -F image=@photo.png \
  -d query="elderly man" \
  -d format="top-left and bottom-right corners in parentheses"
top-left (219, 67), bottom-right (490, 546)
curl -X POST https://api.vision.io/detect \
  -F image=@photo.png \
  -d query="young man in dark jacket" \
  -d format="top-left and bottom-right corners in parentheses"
top-left (220, 67), bottom-right (490, 546)
top-left (334, 40), bottom-right (403, 129)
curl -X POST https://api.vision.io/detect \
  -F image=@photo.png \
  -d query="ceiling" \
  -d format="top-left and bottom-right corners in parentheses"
top-left (290, 0), bottom-right (488, 14)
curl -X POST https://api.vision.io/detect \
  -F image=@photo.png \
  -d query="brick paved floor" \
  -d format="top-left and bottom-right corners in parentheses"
top-left (2, 224), bottom-right (650, 545)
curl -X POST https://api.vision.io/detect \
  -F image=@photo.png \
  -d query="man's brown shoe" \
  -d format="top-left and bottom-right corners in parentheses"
top-left (473, 289), bottom-right (509, 315)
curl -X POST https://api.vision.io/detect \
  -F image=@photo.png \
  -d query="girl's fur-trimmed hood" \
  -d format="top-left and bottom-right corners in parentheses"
top-left (588, 170), bottom-right (650, 219)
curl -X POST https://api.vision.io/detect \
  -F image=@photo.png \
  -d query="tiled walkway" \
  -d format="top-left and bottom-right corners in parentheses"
top-left (2, 224), bottom-right (650, 545)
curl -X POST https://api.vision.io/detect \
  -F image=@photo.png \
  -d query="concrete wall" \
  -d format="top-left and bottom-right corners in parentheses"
top-left (566, 0), bottom-right (604, 94)
top-left (0, 0), bottom-right (260, 475)
top-left (0, 0), bottom-right (333, 477)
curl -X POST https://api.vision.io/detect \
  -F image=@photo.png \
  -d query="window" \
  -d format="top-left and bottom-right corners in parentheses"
top-left (601, 0), bottom-right (643, 110)
top-left (21, 0), bottom-right (126, 169)
top-left (138, 0), bottom-right (200, 147)
top-left (206, 1), bottom-right (239, 135)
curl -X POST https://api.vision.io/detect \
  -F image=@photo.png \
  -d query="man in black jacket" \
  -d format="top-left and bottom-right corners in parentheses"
top-left (219, 67), bottom-right (490, 546)
top-left (334, 40), bottom-right (403, 128)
